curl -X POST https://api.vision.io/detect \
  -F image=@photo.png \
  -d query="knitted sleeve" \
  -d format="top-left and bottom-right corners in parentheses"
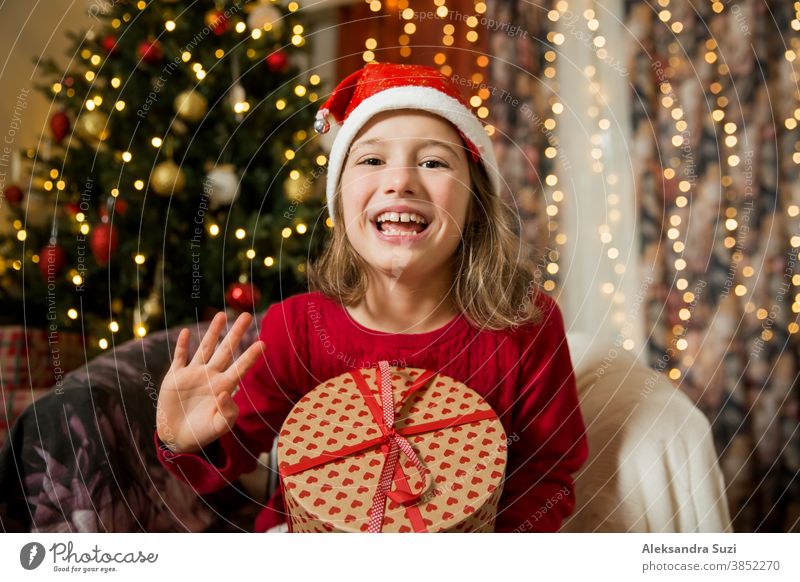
top-left (494, 294), bottom-right (589, 532)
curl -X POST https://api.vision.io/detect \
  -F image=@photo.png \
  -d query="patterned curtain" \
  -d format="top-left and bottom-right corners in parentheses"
top-left (488, 0), bottom-right (799, 531)
top-left (487, 0), bottom-right (559, 289)
top-left (624, 1), bottom-right (800, 531)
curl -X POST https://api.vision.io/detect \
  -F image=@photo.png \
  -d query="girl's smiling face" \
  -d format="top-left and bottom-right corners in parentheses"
top-left (339, 110), bottom-right (472, 282)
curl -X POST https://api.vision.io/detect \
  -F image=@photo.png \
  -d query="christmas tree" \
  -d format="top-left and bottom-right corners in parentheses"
top-left (0, 0), bottom-right (328, 356)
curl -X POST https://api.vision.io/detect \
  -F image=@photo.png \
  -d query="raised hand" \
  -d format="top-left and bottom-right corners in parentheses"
top-left (156, 312), bottom-right (265, 454)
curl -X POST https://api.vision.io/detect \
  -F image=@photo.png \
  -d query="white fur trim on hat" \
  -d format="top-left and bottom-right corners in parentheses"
top-left (325, 85), bottom-right (501, 220)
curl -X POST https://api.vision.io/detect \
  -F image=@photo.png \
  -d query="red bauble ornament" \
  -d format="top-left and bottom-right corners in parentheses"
top-left (39, 243), bottom-right (66, 279)
top-left (137, 39), bottom-right (163, 64)
top-left (102, 35), bottom-right (118, 55)
top-left (265, 49), bottom-right (289, 73)
top-left (3, 184), bottom-right (24, 205)
top-left (225, 282), bottom-right (261, 312)
top-left (206, 9), bottom-right (230, 35)
top-left (65, 201), bottom-right (80, 216)
top-left (90, 223), bottom-right (119, 267)
top-left (49, 111), bottom-right (71, 144)
top-left (100, 198), bottom-right (128, 218)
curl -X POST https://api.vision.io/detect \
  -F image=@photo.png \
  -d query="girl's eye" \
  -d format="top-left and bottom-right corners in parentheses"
top-left (359, 157), bottom-right (383, 166)
top-left (421, 159), bottom-right (448, 169)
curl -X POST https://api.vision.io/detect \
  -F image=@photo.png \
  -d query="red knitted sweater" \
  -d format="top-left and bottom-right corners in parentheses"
top-left (155, 290), bottom-right (588, 532)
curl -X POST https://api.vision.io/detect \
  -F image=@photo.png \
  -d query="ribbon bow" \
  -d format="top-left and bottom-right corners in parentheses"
top-left (366, 361), bottom-right (431, 532)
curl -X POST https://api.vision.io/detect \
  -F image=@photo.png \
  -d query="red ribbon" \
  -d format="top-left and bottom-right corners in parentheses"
top-left (280, 361), bottom-right (498, 532)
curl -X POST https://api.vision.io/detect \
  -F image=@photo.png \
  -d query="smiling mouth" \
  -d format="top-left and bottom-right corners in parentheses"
top-left (372, 214), bottom-right (430, 236)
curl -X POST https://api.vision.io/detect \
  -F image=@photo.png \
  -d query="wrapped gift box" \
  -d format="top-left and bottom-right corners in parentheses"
top-left (278, 361), bottom-right (507, 532)
top-left (0, 326), bottom-right (83, 391)
top-left (0, 326), bottom-right (84, 448)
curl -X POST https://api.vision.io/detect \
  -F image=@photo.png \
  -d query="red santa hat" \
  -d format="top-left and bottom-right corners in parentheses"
top-left (314, 62), bottom-right (501, 219)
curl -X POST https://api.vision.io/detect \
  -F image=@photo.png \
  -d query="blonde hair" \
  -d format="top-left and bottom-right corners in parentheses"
top-left (307, 153), bottom-right (543, 331)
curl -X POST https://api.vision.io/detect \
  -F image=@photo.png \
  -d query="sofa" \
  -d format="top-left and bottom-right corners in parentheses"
top-left (0, 311), bottom-right (732, 532)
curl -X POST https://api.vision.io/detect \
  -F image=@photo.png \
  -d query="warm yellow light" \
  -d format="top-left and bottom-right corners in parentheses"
top-left (152, 137), bottom-right (162, 147)
top-left (296, 224), bottom-right (307, 234)
top-left (16, 230), bottom-right (27, 241)
top-left (276, 99), bottom-right (286, 110)
top-left (209, 224), bottom-right (220, 236)
top-left (134, 180), bottom-right (145, 190)
top-left (99, 338), bottom-right (109, 349)
top-left (80, 224), bottom-right (90, 235)
top-left (72, 274), bottom-right (83, 286)
top-left (246, 249), bottom-right (256, 259)
top-left (67, 308), bottom-right (78, 319)
top-left (136, 325), bottom-right (147, 338)
top-left (165, 20), bottom-right (176, 31)
top-left (122, 151), bottom-right (132, 162)
top-left (235, 228), bottom-right (246, 239)
top-left (134, 254), bottom-right (145, 265)
top-left (282, 227), bottom-right (292, 238)
top-left (264, 256), bottom-right (274, 267)
top-left (109, 321), bottom-right (119, 332)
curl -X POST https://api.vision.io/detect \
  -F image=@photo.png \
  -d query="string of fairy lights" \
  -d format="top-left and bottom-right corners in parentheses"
top-left (547, 4), bottom-right (632, 346)
top-left (9, 0), bottom-right (329, 347)
top-left (653, 0), bottom-right (800, 382)
top-left (541, 6), bottom-right (565, 295)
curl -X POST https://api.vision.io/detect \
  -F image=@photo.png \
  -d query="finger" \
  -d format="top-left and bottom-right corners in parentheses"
top-left (170, 328), bottom-right (190, 370)
top-left (208, 312), bottom-right (253, 371)
top-left (191, 312), bottom-right (227, 366)
top-left (223, 340), bottom-right (266, 385)
top-left (211, 391), bottom-right (239, 435)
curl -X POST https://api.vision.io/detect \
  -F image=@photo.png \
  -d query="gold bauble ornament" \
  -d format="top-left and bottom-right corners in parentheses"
top-left (151, 160), bottom-right (186, 196)
top-left (246, 2), bottom-right (283, 33)
top-left (75, 111), bottom-right (109, 141)
top-left (173, 90), bottom-right (208, 123)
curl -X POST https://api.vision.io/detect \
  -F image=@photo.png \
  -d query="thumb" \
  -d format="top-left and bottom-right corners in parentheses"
top-left (211, 391), bottom-right (239, 435)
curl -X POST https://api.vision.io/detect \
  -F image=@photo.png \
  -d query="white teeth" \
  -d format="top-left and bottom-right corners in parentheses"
top-left (381, 228), bottom-right (421, 236)
top-left (375, 211), bottom-right (428, 225)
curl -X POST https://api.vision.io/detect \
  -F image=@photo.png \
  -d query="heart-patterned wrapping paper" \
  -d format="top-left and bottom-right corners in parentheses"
top-left (277, 363), bottom-right (508, 532)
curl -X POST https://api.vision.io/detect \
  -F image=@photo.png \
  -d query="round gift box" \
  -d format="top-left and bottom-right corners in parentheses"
top-left (277, 363), bottom-right (508, 532)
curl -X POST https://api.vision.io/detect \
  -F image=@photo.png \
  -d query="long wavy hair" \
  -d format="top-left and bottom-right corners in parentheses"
top-left (307, 151), bottom-right (543, 331)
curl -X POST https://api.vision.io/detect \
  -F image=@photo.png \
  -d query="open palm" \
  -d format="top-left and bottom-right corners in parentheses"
top-left (156, 312), bottom-right (265, 454)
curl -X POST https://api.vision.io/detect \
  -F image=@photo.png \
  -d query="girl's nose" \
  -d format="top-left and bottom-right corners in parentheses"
top-left (380, 163), bottom-right (418, 196)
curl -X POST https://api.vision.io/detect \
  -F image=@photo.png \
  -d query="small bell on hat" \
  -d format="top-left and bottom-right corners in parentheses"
top-left (313, 108), bottom-right (330, 134)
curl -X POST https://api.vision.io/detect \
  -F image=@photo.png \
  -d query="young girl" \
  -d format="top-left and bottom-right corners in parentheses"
top-left (155, 62), bottom-right (588, 533)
